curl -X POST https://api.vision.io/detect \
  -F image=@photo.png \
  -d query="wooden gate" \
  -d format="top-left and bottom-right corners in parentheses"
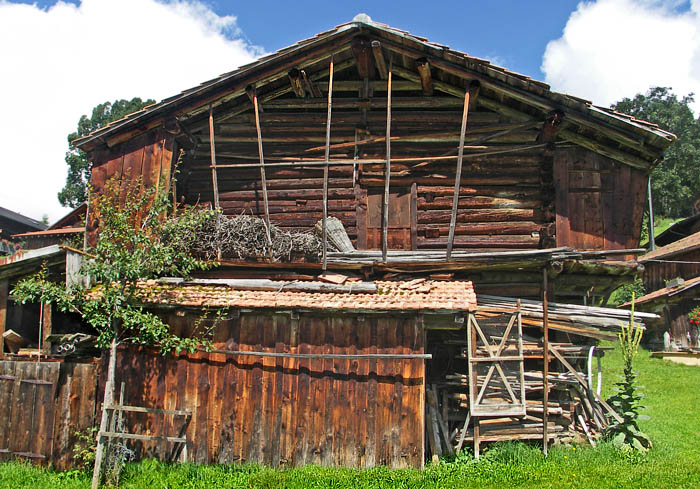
top-left (466, 311), bottom-right (525, 417)
top-left (0, 361), bottom-right (60, 461)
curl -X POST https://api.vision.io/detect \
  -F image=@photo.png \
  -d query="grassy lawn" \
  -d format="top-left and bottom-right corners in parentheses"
top-left (1, 343), bottom-right (699, 489)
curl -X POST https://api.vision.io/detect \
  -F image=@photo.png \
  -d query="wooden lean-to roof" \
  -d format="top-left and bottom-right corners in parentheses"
top-left (73, 15), bottom-right (675, 169)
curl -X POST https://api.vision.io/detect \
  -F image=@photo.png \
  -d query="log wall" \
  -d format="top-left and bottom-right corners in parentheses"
top-left (109, 312), bottom-right (425, 469)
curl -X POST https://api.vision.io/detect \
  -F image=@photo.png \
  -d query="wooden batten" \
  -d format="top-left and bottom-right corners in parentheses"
top-left (371, 40), bottom-right (388, 80)
top-left (415, 58), bottom-right (433, 96)
top-left (288, 68), bottom-right (306, 98)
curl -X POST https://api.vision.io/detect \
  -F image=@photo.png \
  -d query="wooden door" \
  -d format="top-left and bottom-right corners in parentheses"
top-left (365, 187), bottom-right (414, 250)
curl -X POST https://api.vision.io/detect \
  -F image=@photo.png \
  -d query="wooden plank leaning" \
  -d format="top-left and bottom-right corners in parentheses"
top-left (251, 86), bottom-right (274, 258)
top-left (322, 56), bottom-right (334, 270)
top-left (382, 58), bottom-right (393, 263)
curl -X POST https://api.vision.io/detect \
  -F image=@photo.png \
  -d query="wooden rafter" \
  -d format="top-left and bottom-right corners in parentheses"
top-left (351, 36), bottom-right (374, 79)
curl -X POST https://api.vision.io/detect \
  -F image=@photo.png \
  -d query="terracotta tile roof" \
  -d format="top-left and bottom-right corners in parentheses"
top-left (639, 230), bottom-right (700, 262)
top-left (136, 279), bottom-right (477, 312)
top-left (12, 227), bottom-right (83, 238)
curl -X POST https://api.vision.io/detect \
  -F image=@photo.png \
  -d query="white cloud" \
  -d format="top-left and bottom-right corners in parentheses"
top-left (542, 0), bottom-right (700, 111)
top-left (0, 0), bottom-right (263, 223)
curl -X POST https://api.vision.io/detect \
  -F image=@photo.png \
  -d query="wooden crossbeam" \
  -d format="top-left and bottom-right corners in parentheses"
top-left (322, 57), bottom-right (334, 270)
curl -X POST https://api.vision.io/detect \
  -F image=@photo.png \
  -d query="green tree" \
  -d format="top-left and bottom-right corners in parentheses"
top-left (13, 177), bottom-right (214, 487)
top-left (58, 98), bottom-right (155, 209)
top-left (612, 87), bottom-right (700, 218)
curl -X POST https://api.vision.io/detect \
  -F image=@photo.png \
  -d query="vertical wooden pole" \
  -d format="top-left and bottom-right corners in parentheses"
top-left (92, 337), bottom-right (118, 489)
top-left (322, 57), bottom-right (334, 271)
top-left (542, 267), bottom-right (550, 455)
top-left (382, 59), bottom-right (393, 263)
top-left (446, 86), bottom-right (472, 259)
top-left (208, 105), bottom-right (220, 210)
top-left (0, 279), bottom-right (7, 357)
top-left (41, 302), bottom-right (52, 355)
top-left (252, 87), bottom-right (274, 256)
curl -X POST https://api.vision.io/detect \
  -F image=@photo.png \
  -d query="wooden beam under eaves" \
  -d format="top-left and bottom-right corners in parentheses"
top-left (301, 69), bottom-right (322, 98)
top-left (352, 36), bottom-right (375, 79)
top-left (416, 58), bottom-right (433, 96)
top-left (371, 40), bottom-right (388, 80)
top-left (537, 110), bottom-right (565, 143)
top-left (288, 68), bottom-right (306, 98)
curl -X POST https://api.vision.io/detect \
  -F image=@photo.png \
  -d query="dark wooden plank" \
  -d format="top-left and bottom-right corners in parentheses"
top-left (0, 281), bottom-right (7, 357)
top-left (292, 315), bottom-right (311, 466)
top-left (0, 362), bottom-right (16, 452)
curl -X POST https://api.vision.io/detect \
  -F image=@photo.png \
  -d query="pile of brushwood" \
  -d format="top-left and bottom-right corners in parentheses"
top-left (191, 212), bottom-right (332, 261)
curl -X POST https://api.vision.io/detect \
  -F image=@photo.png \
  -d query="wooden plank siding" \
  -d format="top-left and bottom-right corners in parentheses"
top-left (87, 129), bottom-right (177, 246)
top-left (554, 148), bottom-right (647, 252)
top-left (642, 249), bottom-right (700, 292)
top-left (0, 360), bottom-right (98, 469)
top-left (107, 312), bottom-right (425, 468)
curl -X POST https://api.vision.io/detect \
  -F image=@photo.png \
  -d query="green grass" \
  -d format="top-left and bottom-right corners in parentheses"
top-left (639, 216), bottom-right (685, 248)
top-left (1, 344), bottom-right (699, 489)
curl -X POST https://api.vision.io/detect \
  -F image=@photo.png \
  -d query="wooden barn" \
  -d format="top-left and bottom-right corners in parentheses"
top-left (0, 16), bottom-right (673, 469)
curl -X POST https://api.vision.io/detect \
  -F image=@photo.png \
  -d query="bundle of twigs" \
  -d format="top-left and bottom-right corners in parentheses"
top-left (193, 213), bottom-right (330, 261)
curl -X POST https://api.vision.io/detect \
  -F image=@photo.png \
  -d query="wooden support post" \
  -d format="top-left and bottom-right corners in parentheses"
top-left (371, 40), bottom-right (388, 79)
top-left (542, 267), bottom-right (549, 455)
top-left (92, 338), bottom-right (118, 489)
top-left (322, 57), bottom-right (334, 271)
top-left (416, 58), bottom-right (433, 96)
top-left (245, 85), bottom-right (262, 111)
top-left (251, 86), bottom-right (274, 256)
top-left (0, 279), bottom-right (7, 357)
top-left (382, 59), bottom-right (393, 263)
top-left (41, 302), bottom-right (52, 354)
top-left (301, 70), bottom-right (322, 98)
top-left (288, 68), bottom-right (306, 98)
top-left (446, 82), bottom-right (474, 259)
top-left (208, 105), bottom-right (220, 210)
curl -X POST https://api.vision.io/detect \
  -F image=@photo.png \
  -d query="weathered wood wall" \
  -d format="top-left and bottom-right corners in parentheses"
top-left (179, 110), bottom-right (552, 251)
top-left (0, 360), bottom-right (98, 469)
top-left (554, 148), bottom-right (647, 251)
top-left (87, 129), bottom-right (177, 246)
top-left (643, 249), bottom-right (700, 292)
top-left (662, 300), bottom-right (698, 348)
top-left (110, 312), bottom-right (425, 468)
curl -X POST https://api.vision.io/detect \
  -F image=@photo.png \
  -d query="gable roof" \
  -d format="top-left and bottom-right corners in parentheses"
top-left (73, 16), bottom-right (675, 169)
top-left (627, 274), bottom-right (700, 308)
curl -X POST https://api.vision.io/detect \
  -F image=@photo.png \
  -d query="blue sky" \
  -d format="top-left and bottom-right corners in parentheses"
top-left (1, 0), bottom-right (699, 221)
